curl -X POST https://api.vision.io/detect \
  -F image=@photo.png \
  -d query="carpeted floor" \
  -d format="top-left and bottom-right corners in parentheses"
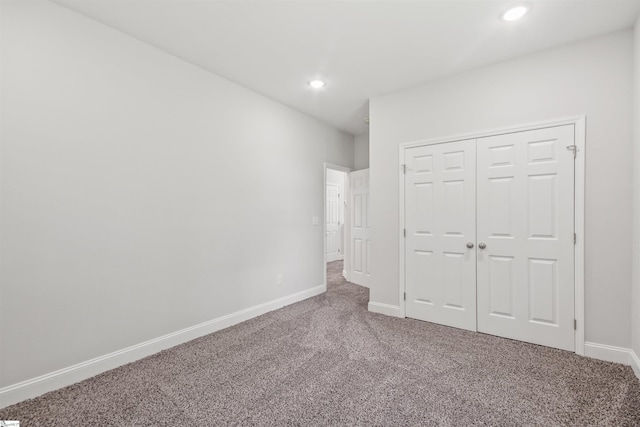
top-left (2, 260), bottom-right (640, 426)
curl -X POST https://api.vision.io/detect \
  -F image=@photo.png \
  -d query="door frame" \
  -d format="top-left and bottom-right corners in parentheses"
top-left (324, 163), bottom-right (351, 287)
top-left (398, 115), bottom-right (586, 355)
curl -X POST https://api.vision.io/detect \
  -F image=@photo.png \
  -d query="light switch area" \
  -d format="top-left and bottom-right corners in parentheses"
top-left (277, 274), bottom-right (284, 286)
top-left (312, 216), bottom-right (319, 226)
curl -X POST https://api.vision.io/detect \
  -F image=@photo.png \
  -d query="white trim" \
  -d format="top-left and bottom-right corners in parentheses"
top-left (573, 117), bottom-right (586, 356)
top-left (631, 350), bottom-right (640, 380)
top-left (399, 115), bottom-right (588, 149)
top-left (584, 342), bottom-right (633, 365)
top-left (324, 163), bottom-right (352, 284)
top-left (398, 146), bottom-right (406, 317)
top-left (368, 301), bottom-right (403, 317)
top-left (398, 116), bottom-right (586, 355)
top-left (0, 284), bottom-right (326, 409)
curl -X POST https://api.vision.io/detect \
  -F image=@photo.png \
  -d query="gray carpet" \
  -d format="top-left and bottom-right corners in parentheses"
top-left (2, 260), bottom-right (640, 426)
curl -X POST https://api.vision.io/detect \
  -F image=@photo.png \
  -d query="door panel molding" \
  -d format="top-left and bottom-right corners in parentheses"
top-left (398, 116), bottom-right (586, 355)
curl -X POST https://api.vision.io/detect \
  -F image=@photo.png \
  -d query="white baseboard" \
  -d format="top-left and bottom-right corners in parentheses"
top-left (631, 350), bottom-right (640, 380)
top-left (584, 342), bottom-right (633, 365)
top-left (0, 284), bottom-right (326, 409)
top-left (368, 301), bottom-right (402, 318)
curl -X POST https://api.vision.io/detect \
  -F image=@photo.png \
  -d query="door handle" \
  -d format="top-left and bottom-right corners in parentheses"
top-left (478, 242), bottom-right (487, 249)
top-left (466, 242), bottom-right (474, 249)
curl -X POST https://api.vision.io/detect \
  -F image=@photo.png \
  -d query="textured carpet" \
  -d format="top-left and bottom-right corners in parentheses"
top-left (2, 261), bottom-right (640, 426)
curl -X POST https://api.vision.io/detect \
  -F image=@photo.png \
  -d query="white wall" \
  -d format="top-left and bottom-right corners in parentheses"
top-left (326, 168), bottom-right (346, 187)
top-left (0, 0), bottom-right (353, 389)
top-left (632, 15), bottom-right (640, 364)
top-left (370, 30), bottom-right (634, 348)
top-left (354, 132), bottom-right (370, 170)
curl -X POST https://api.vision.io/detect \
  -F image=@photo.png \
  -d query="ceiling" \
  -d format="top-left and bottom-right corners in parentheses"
top-left (52, 0), bottom-right (640, 136)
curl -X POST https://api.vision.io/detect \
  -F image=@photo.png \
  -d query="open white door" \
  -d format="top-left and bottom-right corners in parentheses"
top-left (350, 169), bottom-right (370, 287)
top-left (326, 183), bottom-right (343, 262)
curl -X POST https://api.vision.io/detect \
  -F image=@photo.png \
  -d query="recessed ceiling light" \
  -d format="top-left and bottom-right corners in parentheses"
top-left (502, 6), bottom-right (528, 21)
top-left (309, 80), bottom-right (325, 89)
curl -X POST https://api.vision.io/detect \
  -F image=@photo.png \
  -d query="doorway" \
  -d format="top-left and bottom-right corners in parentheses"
top-left (324, 164), bottom-right (350, 284)
top-left (326, 168), bottom-right (346, 263)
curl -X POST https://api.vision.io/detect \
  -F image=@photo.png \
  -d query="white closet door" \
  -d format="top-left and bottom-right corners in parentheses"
top-left (350, 169), bottom-right (370, 287)
top-left (476, 125), bottom-right (575, 351)
top-left (326, 183), bottom-right (342, 262)
top-left (405, 140), bottom-right (477, 331)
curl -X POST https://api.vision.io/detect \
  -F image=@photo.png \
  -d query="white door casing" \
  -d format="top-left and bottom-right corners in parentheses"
top-left (326, 183), bottom-right (342, 262)
top-left (350, 169), bottom-right (370, 287)
top-left (404, 140), bottom-right (477, 331)
top-left (476, 125), bottom-right (575, 351)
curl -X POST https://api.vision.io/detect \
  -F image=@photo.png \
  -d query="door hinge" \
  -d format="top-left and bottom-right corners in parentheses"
top-left (566, 145), bottom-right (577, 158)
top-left (403, 228), bottom-right (406, 238)
top-left (574, 233), bottom-right (576, 244)
top-left (401, 164), bottom-right (407, 174)
top-left (404, 292), bottom-right (406, 301)
top-left (574, 319), bottom-right (577, 330)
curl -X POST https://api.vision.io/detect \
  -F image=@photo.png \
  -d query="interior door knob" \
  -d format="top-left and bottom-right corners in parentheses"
top-left (478, 242), bottom-right (487, 249)
top-left (466, 242), bottom-right (474, 249)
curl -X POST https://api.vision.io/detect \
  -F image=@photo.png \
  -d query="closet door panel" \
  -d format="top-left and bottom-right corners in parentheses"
top-left (476, 125), bottom-right (575, 351)
top-left (405, 140), bottom-right (477, 331)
